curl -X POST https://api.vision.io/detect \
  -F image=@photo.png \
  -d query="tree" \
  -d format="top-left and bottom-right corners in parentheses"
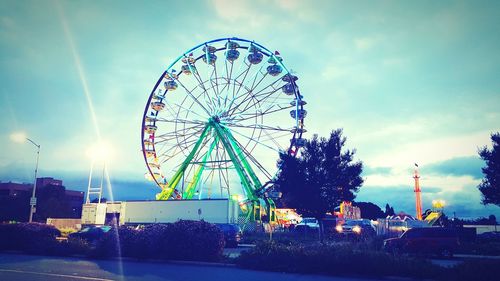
top-left (478, 132), bottom-right (500, 206)
top-left (276, 129), bottom-right (363, 221)
top-left (489, 214), bottom-right (497, 224)
top-left (353, 202), bottom-right (385, 220)
top-left (384, 203), bottom-right (395, 216)
top-left (35, 184), bottom-right (72, 222)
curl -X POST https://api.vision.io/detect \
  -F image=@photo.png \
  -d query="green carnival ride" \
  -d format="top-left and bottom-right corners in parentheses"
top-left (141, 38), bottom-right (306, 224)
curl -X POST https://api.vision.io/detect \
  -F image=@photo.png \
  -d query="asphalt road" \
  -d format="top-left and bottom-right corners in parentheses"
top-left (0, 253), bottom-right (384, 281)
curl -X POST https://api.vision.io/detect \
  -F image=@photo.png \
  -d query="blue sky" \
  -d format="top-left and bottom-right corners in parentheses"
top-left (1, 0), bottom-right (499, 218)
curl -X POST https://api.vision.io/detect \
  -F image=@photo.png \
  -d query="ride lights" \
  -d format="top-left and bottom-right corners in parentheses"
top-left (353, 226), bottom-right (362, 234)
top-left (335, 225), bottom-right (343, 233)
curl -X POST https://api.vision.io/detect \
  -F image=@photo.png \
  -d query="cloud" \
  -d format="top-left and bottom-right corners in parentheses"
top-left (421, 186), bottom-right (442, 194)
top-left (363, 166), bottom-right (392, 175)
top-left (366, 131), bottom-right (493, 168)
top-left (354, 36), bottom-right (378, 51)
top-left (357, 183), bottom-right (500, 219)
top-left (423, 156), bottom-right (484, 179)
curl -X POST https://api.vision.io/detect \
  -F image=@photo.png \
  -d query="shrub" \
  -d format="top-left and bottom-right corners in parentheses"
top-left (236, 240), bottom-right (443, 279)
top-left (90, 221), bottom-right (224, 261)
top-left (157, 220), bottom-right (225, 261)
top-left (90, 227), bottom-right (121, 258)
top-left (444, 259), bottom-right (500, 281)
top-left (0, 223), bottom-right (60, 254)
top-left (457, 241), bottom-right (500, 256)
top-left (0, 221), bottom-right (224, 262)
top-left (0, 223), bottom-right (19, 251)
top-left (61, 237), bottom-right (91, 256)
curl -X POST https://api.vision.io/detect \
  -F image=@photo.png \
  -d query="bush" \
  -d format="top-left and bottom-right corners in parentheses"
top-left (0, 223), bottom-right (60, 254)
top-left (0, 221), bottom-right (225, 262)
top-left (90, 220), bottom-right (224, 261)
top-left (159, 220), bottom-right (224, 261)
top-left (445, 259), bottom-right (500, 281)
top-left (236, 240), bottom-right (443, 279)
top-left (457, 241), bottom-right (500, 256)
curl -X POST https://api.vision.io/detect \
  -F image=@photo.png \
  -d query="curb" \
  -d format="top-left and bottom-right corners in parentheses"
top-left (0, 251), bottom-right (237, 268)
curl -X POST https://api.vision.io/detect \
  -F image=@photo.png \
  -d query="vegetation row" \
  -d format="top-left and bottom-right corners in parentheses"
top-left (0, 221), bottom-right (225, 261)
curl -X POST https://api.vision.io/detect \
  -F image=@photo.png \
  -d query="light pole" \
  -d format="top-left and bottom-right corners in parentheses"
top-left (26, 138), bottom-right (41, 223)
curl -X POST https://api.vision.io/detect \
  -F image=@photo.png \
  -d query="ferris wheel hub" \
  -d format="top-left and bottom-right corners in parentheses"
top-left (141, 37), bottom-right (307, 224)
top-left (211, 116), bottom-right (221, 123)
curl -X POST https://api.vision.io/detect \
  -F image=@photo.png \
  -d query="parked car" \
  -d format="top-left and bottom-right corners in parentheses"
top-left (336, 219), bottom-right (375, 237)
top-left (215, 223), bottom-right (242, 248)
top-left (295, 217), bottom-right (320, 232)
top-left (384, 227), bottom-right (460, 257)
top-left (68, 225), bottom-right (112, 243)
top-left (293, 218), bottom-right (319, 232)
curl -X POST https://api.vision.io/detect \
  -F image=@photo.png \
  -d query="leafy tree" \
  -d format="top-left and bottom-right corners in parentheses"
top-left (276, 129), bottom-right (363, 222)
top-left (353, 202), bottom-right (385, 220)
top-left (489, 214), bottom-right (497, 224)
top-left (35, 184), bottom-right (72, 222)
top-left (478, 132), bottom-right (500, 206)
top-left (384, 203), bottom-right (395, 216)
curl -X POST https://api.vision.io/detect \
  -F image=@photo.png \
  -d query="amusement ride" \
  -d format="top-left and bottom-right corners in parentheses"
top-left (141, 37), bottom-right (306, 223)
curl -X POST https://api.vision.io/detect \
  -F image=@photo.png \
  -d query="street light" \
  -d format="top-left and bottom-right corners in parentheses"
top-left (27, 138), bottom-right (41, 223)
top-left (10, 132), bottom-right (40, 222)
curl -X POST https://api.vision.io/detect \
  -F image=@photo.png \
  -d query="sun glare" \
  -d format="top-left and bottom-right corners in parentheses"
top-left (9, 132), bottom-right (27, 143)
top-left (86, 141), bottom-right (113, 162)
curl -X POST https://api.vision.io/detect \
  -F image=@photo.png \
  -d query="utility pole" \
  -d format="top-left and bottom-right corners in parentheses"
top-left (27, 138), bottom-right (40, 223)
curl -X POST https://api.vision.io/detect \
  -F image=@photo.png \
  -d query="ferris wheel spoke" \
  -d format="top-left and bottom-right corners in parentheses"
top-left (212, 64), bottom-right (221, 102)
top-left (175, 78), bottom-right (214, 116)
top-left (230, 63), bottom-right (252, 105)
top-left (212, 80), bottom-right (231, 113)
top-left (231, 104), bottom-right (294, 123)
top-left (144, 38), bottom-right (304, 207)
top-left (230, 87), bottom-right (283, 118)
top-left (223, 57), bottom-right (236, 108)
top-left (230, 135), bottom-right (273, 180)
top-left (234, 98), bottom-right (291, 121)
top-left (226, 74), bottom-right (267, 117)
top-left (213, 140), bottom-right (224, 197)
top-left (207, 67), bottom-right (221, 109)
top-left (155, 127), bottom-right (207, 157)
top-left (158, 145), bottom-right (182, 164)
top-left (154, 125), bottom-right (205, 143)
top-left (225, 73), bottom-right (281, 118)
top-left (229, 127), bottom-right (280, 153)
top-left (190, 67), bottom-right (217, 113)
top-left (223, 122), bottom-right (290, 132)
top-left (164, 133), bottom-right (213, 171)
top-left (232, 103), bottom-right (290, 121)
top-left (176, 127), bottom-right (211, 154)
top-left (260, 130), bottom-right (291, 149)
top-left (156, 117), bottom-right (206, 126)
top-left (166, 100), bottom-right (209, 120)
top-left (229, 124), bottom-right (290, 151)
top-left (155, 131), bottom-right (205, 155)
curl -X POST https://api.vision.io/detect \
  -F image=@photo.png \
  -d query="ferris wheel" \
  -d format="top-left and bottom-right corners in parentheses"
top-left (141, 37), bottom-right (306, 222)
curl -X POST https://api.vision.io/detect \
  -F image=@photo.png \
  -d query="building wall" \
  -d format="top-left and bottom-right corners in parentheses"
top-left (0, 182), bottom-right (32, 196)
top-left (36, 177), bottom-right (62, 188)
top-left (0, 178), bottom-right (85, 222)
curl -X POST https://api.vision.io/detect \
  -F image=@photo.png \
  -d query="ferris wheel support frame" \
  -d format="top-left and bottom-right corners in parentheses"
top-left (154, 117), bottom-right (275, 222)
top-left (143, 37), bottom-right (304, 224)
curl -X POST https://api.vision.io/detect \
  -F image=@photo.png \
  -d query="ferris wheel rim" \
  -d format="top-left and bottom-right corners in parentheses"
top-left (141, 37), bottom-right (306, 197)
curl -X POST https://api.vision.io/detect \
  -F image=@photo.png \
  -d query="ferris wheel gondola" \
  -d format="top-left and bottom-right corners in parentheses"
top-left (141, 37), bottom-right (307, 223)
